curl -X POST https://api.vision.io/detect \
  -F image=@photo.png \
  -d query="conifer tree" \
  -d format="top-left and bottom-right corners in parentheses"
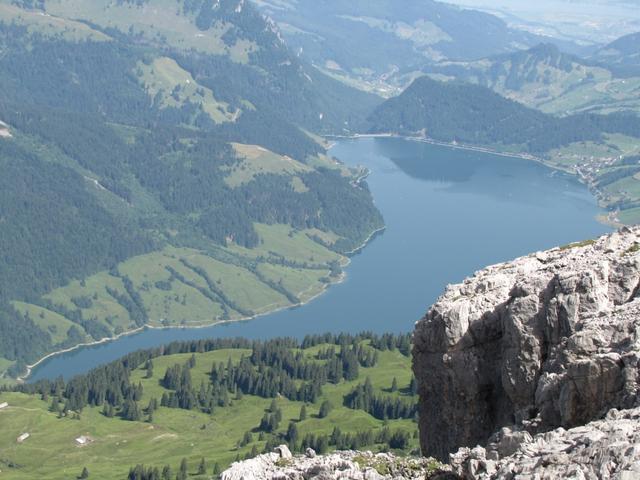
top-left (161, 465), bottom-right (172, 480)
top-left (145, 360), bottom-right (154, 379)
top-left (177, 458), bottom-right (188, 480)
top-left (286, 421), bottom-right (298, 444)
top-left (318, 400), bottom-right (332, 418)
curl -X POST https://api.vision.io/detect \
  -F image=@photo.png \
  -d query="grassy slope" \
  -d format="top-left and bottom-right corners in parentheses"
top-left (138, 57), bottom-right (236, 124)
top-left (0, 346), bottom-right (417, 479)
top-left (225, 143), bottom-right (313, 187)
top-left (13, 224), bottom-right (344, 340)
top-left (41, 0), bottom-right (255, 61)
top-left (547, 134), bottom-right (640, 223)
top-left (0, 3), bottom-right (111, 42)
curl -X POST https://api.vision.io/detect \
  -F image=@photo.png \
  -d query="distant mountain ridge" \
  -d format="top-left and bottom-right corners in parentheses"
top-left (420, 42), bottom-right (640, 115)
top-left (254, 0), bottom-right (553, 93)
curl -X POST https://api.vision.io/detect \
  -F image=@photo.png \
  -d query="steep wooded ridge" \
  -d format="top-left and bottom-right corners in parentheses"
top-left (0, 0), bottom-right (383, 379)
top-left (367, 75), bottom-right (640, 153)
top-left (413, 227), bottom-right (640, 477)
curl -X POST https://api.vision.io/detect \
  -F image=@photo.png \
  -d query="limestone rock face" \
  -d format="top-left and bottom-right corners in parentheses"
top-left (220, 449), bottom-right (437, 480)
top-left (413, 227), bottom-right (640, 460)
top-left (450, 407), bottom-right (640, 479)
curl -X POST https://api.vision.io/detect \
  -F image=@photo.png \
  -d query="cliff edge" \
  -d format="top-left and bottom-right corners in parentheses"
top-left (413, 227), bottom-right (640, 461)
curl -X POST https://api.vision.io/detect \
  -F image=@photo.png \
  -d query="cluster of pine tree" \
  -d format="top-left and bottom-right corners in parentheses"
top-left (344, 377), bottom-right (417, 420)
top-left (127, 457), bottom-right (216, 480)
top-left (9, 333), bottom-right (413, 424)
top-left (299, 426), bottom-right (412, 453)
top-left (155, 336), bottom-right (380, 416)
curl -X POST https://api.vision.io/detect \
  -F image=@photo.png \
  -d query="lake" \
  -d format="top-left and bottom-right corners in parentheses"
top-left (28, 137), bottom-right (610, 381)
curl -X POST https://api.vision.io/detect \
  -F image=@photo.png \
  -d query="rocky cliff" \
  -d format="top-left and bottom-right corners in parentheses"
top-left (412, 227), bottom-right (640, 461)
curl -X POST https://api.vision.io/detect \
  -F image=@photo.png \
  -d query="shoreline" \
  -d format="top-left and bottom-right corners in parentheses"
top-left (330, 133), bottom-right (569, 172)
top-left (18, 222), bottom-right (383, 383)
top-left (332, 133), bottom-right (616, 227)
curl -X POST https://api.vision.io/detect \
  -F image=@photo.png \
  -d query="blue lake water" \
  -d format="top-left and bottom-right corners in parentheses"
top-left (28, 137), bottom-right (610, 381)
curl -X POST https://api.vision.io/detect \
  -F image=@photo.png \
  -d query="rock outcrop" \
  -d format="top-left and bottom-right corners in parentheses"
top-left (450, 407), bottom-right (640, 479)
top-left (220, 447), bottom-right (440, 480)
top-left (413, 227), bottom-right (640, 461)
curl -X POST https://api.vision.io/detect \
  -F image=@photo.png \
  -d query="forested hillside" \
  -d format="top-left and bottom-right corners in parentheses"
top-left (0, 0), bottom-right (383, 380)
top-left (1, 333), bottom-right (418, 478)
top-left (367, 76), bottom-right (640, 153)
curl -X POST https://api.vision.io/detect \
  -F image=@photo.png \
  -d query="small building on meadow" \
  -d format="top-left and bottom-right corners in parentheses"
top-left (75, 435), bottom-right (92, 446)
top-left (0, 402), bottom-right (8, 409)
top-left (17, 433), bottom-right (30, 443)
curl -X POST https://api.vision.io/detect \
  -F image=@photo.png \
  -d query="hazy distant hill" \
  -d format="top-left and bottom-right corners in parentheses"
top-left (592, 31), bottom-right (640, 76)
top-left (254, 0), bottom-right (547, 94)
top-left (422, 42), bottom-right (640, 115)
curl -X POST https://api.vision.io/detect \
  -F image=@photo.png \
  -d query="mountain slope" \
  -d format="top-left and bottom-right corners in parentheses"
top-left (255, 0), bottom-right (546, 94)
top-left (0, 0), bottom-right (384, 380)
top-left (593, 31), bottom-right (640, 77)
top-left (422, 43), bottom-right (640, 116)
top-left (367, 75), bottom-right (640, 152)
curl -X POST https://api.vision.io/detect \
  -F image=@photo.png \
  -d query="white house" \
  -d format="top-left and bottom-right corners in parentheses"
top-left (17, 433), bottom-right (30, 443)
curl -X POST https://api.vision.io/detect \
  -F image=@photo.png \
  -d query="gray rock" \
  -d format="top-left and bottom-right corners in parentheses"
top-left (449, 406), bottom-right (640, 479)
top-left (220, 449), bottom-right (444, 480)
top-left (413, 228), bottom-right (640, 460)
top-left (275, 444), bottom-right (293, 460)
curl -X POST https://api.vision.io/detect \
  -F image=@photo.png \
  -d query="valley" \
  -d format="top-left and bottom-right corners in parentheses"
top-left (0, 0), bottom-right (638, 478)
top-left (24, 137), bottom-right (609, 383)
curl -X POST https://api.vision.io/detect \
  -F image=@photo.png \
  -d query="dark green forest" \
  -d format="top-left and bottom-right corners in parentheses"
top-left (367, 76), bottom-right (640, 153)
